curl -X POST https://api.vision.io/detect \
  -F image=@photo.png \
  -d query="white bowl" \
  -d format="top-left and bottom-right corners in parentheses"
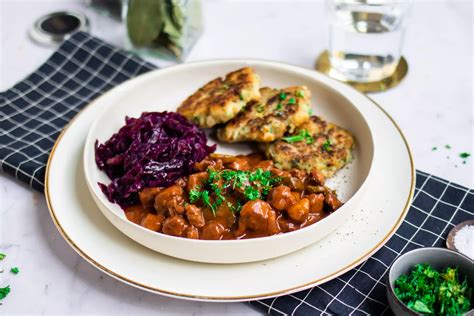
top-left (83, 60), bottom-right (374, 264)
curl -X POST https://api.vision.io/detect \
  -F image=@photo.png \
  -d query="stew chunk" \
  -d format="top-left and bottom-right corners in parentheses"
top-left (237, 200), bottom-right (278, 236)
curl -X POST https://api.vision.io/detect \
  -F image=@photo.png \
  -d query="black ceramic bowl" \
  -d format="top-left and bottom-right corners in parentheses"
top-left (387, 247), bottom-right (474, 316)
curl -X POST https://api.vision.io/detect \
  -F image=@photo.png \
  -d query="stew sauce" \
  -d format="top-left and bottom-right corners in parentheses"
top-left (124, 153), bottom-right (343, 240)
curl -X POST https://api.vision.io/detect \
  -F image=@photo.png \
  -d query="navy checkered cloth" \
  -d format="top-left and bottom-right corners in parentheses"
top-left (0, 32), bottom-right (154, 190)
top-left (1, 32), bottom-right (472, 315)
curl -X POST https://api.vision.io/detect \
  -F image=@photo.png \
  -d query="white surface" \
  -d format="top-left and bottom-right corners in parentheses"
top-left (83, 61), bottom-right (374, 264)
top-left (0, 0), bottom-right (472, 314)
top-left (47, 60), bottom-right (411, 300)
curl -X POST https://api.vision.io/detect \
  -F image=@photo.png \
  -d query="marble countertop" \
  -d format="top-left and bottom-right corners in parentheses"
top-left (1, 0), bottom-right (472, 314)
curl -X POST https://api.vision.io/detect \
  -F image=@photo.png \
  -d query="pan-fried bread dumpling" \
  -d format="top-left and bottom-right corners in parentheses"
top-left (217, 86), bottom-right (312, 143)
top-left (263, 116), bottom-right (354, 178)
top-left (177, 67), bottom-right (261, 128)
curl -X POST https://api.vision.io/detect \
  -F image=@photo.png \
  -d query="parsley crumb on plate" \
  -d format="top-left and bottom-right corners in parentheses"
top-left (10, 267), bottom-right (19, 275)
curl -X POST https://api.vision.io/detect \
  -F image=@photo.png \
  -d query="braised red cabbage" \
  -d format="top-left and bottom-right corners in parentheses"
top-left (95, 112), bottom-right (216, 208)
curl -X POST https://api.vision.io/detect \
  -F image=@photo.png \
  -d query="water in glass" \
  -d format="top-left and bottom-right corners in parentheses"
top-left (327, 0), bottom-right (411, 82)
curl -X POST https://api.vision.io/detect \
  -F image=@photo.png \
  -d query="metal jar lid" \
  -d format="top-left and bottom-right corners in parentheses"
top-left (30, 11), bottom-right (89, 46)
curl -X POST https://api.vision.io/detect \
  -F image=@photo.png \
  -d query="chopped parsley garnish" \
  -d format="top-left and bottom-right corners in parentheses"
top-left (459, 152), bottom-right (471, 159)
top-left (322, 139), bottom-right (332, 152)
top-left (394, 264), bottom-right (471, 315)
top-left (432, 146), bottom-right (437, 151)
top-left (200, 190), bottom-right (214, 213)
top-left (230, 200), bottom-right (243, 213)
top-left (279, 92), bottom-right (287, 100)
top-left (256, 104), bottom-right (265, 113)
top-left (287, 97), bottom-right (296, 105)
top-left (189, 189), bottom-right (215, 214)
top-left (0, 253), bottom-right (5, 260)
top-left (239, 93), bottom-right (244, 101)
top-left (276, 103), bottom-right (282, 111)
top-left (188, 168), bottom-right (281, 215)
top-left (296, 90), bottom-right (304, 97)
top-left (282, 130), bottom-right (313, 144)
top-left (445, 144), bottom-right (451, 149)
top-left (10, 267), bottom-right (19, 275)
top-left (189, 189), bottom-right (201, 203)
top-left (0, 286), bottom-right (10, 300)
top-left (244, 186), bottom-right (261, 200)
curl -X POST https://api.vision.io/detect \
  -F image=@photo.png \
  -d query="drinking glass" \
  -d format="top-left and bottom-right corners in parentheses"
top-left (326, 0), bottom-right (413, 83)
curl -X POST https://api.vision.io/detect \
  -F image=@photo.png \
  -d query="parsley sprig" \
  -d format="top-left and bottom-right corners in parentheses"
top-left (282, 130), bottom-right (313, 145)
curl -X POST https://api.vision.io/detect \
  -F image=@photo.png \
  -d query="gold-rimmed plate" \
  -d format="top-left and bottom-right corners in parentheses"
top-left (45, 60), bottom-right (414, 301)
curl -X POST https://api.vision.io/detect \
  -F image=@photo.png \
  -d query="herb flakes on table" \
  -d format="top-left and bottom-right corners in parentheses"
top-left (0, 286), bottom-right (10, 300)
top-left (431, 145), bottom-right (471, 165)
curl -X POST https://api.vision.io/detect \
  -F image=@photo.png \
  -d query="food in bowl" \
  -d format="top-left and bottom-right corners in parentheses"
top-left (124, 153), bottom-right (342, 240)
top-left (177, 67), bottom-right (261, 128)
top-left (263, 115), bottom-right (354, 178)
top-left (394, 263), bottom-right (472, 315)
top-left (94, 67), bottom-right (356, 241)
top-left (95, 111), bottom-right (215, 207)
top-left (217, 86), bottom-right (312, 143)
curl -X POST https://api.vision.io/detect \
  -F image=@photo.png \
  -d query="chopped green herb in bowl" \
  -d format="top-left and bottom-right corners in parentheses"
top-left (387, 248), bottom-right (474, 316)
top-left (393, 263), bottom-right (472, 315)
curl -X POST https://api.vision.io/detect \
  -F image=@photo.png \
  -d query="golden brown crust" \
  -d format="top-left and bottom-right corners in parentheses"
top-left (263, 116), bottom-right (354, 178)
top-left (217, 86), bottom-right (312, 143)
top-left (177, 67), bottom-right (261, 128)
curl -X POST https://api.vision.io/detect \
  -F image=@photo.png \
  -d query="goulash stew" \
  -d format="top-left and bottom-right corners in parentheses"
top-left (125, 153), bottom-right (342, 240)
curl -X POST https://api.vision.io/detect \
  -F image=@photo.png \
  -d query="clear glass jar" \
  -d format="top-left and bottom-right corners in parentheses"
top-left (123, 0), bottom-right (203, 61)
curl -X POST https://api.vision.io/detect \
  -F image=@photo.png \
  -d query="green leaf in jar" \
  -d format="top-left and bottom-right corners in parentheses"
top-left (162, 1), bottom-right (183, 41)
top-left (170, 0), bottom-right (185, 32)
top-left (127, 0), bottom-right (163, 47)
